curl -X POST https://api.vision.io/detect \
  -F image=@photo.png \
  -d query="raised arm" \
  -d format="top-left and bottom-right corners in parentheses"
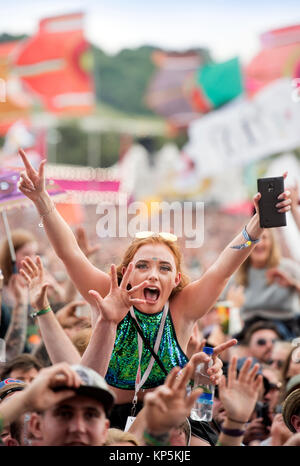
top-left (174, 183), bottom-right (291, 322)
top-left (217, 356), bottom-right (263, 446)
top-left (4, 274), bottom-right (28, 360)
top-left (18, 149), bottom-right (111, 306)
top-left (20, 256), bottom-right (81, 365)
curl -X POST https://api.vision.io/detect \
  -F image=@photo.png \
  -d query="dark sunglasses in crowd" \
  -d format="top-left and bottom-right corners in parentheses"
top-left (254, 338), bottom-right (279, 346)
top-left (267, 359), bottom-right (285, 370)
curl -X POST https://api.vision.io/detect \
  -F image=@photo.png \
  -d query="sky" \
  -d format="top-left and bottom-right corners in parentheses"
top-left (1, 0), bottom-right (300, 64)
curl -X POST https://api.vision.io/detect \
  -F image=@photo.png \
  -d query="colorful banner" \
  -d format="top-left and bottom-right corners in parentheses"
top-left (246, 24), bottom-right (300, 96)
top-left (145, 51), bottom-right (207, 128)
top-left (191, 57), bottom-right (244, 112)
top-left (0, 168), bottom-right (65, 212)
top-left (13, 12), bottom-right (95, 115)
top-left (185, 78), bottom-right (300, 178)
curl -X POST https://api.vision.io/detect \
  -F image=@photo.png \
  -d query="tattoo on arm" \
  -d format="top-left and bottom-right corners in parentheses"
top-left (5, 303), bottom-right (28, 360)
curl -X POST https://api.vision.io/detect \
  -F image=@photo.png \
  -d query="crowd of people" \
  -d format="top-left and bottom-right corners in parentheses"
top-left (0, 149), bottom-right (300, 447)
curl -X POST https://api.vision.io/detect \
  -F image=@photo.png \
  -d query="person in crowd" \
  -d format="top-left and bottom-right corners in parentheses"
top-left (0, 378), bottom-right (27, 446)
top-left (17, 148), bottom-right (291, 444)
top-left (0, 354), bottom-right (42, 383)
top-left (0, 363), bottom-right (115, 446)
top-left (279, 344), bottom-right (300, 400)
top-left (268, 340), bottom-right (294, 375)
top-left (224, 227), bottom-right (300, 340)
top-left (239, 321), bottom-right (283, 365)
top-left (283, 387), bottom-right (300, 434)
top-left (19, 253), bottom-right (236, 446)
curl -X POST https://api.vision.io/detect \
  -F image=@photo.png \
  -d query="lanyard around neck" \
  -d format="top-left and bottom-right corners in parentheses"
top-left (130, 302), bottom-right (169, 405)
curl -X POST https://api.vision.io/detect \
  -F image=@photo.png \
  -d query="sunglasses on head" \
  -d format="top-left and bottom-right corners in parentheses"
top-left (135, 231), bottom-right (177, 242)
top-left (255, 338), bottom-right (278, 346)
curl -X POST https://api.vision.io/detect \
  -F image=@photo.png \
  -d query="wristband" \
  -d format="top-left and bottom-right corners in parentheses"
top-left (30, 305), bottom-right (52, 319)
top-left (143, 429), bottom-right (170, 446)
top-left (220, 426), bottom-right (245, 437)
top-left (231, 226), bottom-right (260, 250)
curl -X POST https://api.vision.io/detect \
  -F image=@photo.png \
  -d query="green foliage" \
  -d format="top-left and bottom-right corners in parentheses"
top-left (92, 45), bottom-right (157, 116)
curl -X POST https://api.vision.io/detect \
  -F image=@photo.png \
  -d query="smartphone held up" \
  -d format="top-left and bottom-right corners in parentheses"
top-left (257, 176), bottom-right (287, 228)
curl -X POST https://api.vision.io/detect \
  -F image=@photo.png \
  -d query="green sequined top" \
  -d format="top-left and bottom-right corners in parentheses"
top-left (105, 307), bottom-right (189, 390)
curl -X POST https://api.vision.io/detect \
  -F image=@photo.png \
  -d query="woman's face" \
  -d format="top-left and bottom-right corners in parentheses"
top-left (16, 241), bottom-right (38, 270)
top-left (287, 348), bottom-right (300, 379)
top-left (249, 230), bottom-right (273, 268)
top-left (127, 243), bottom-right (181, 313)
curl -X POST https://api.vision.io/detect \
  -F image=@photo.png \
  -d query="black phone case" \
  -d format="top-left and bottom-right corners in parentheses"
top-left (257, 177), bottom-right (286, 228)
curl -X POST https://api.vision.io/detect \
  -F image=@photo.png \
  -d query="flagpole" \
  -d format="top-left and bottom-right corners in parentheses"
top-left (1, 210), bottom-right (17, 274)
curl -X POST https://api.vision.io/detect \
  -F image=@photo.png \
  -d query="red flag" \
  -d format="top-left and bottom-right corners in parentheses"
top-left (14, 12), bottom-right (95, 114)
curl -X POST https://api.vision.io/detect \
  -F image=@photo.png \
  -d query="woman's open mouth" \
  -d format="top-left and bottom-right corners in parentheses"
top-left (143, 287), bottom-right (160, 303)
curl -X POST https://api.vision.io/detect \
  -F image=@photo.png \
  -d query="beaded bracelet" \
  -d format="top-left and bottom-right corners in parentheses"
top-left (231, 226), bottom-right (260, 250)
top-left (30, 305), bottom-right (52, 319)
top-left (143, 430), bottom-right (170, 446)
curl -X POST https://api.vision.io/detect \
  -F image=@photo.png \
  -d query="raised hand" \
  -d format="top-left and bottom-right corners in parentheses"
top-left (18, 148), bottom-right (47, 202)
top-left (8, 273), bottom-right (28, 305)
top-left (144, 363), bottom-right (202, 435)
top-left (75, 226), bottom-right (100, 258)
top-left (21, 363), bottom-right (82, 413)
top-left (266, 267), bottom-right (298, 288)
top-left (88, 262), bottom-right (149, 324)
top-left (189, 338), bottom-right (237, 386)
top-left (55, 300), bottom-right (90, 328)
top-left (218, 356), bottom-right (263, 423)
top-left (19, 256), bottom-right (49, 310)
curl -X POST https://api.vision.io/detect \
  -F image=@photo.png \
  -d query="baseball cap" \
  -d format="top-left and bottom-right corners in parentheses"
top-left (0, 378), bottom-right (27, 401)
top-left (54, 365), bottom-right (115, 417)
top-left (282, 388), bottom-right (300, 433)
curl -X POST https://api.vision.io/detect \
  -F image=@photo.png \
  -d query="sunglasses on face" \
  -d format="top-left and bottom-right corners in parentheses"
top-left (254, 338), bottom-right (278, 346)
top-left (135, 231), bottom-right (177, 242)
top-left (268, 359), bottom-right (284, 369)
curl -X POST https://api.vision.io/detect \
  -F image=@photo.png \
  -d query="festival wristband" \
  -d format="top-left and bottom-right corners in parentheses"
top-left (230, 226), bottom-right (260, 250)
top-left (220, 426), bottom-right (245, 437)
top-left (143, 429), bottom-right (170, 446)
top-left (30, 305), bottom-right (52, 319)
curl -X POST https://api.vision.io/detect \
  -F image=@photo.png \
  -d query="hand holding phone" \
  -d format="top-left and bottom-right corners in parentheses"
top-left (257, 176), bottom-right (287, 228)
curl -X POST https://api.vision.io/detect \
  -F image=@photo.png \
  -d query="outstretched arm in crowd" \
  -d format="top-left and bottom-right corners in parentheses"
top-left (20, 256), bottom-right (81, 365)
top-left (0, 363), bottom-right (81, 429)
top-left (4, 274), bottom-right (28, 360)
top-left (18, 149), bottom-right (111, 315)
top-left (81, 263), bottom-right (149, 377)
top-left (173, 175), bottom-right (291, 323)
top-left (217, 356), bottom-right (263, 446)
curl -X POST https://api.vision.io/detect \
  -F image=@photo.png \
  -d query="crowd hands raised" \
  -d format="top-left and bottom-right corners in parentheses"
top-left (0, 149), bottom-right (300, 447)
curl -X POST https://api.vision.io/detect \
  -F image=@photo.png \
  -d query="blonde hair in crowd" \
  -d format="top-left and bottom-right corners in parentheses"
top-left (235, 229), bottom-right (281, 287)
